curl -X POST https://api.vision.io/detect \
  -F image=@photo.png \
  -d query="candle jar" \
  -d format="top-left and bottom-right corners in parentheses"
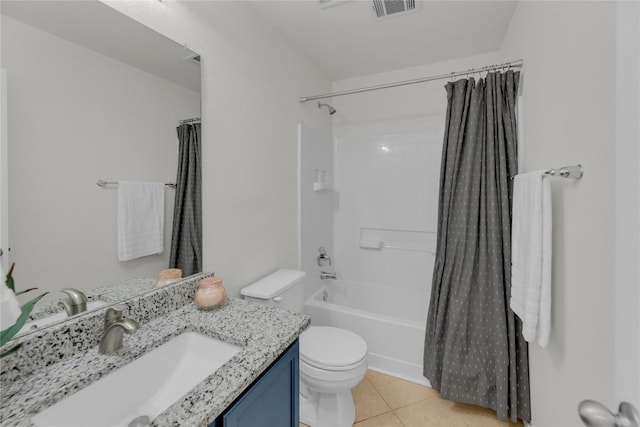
top-left (157, 268), bottom-right (182, 287)
top-left (195, 276), bottom-right (226, 309)
top-left (198, 277), bottom-right (223, 288)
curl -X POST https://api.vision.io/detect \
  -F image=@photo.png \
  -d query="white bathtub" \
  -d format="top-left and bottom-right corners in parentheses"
top-left (303, 279), bottom-right (430, 386)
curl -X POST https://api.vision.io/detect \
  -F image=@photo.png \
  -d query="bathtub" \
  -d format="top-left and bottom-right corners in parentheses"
top-left (303, 279), bottom-right (430, 386)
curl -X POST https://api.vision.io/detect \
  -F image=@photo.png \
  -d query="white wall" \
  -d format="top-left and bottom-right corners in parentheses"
top-left (0, 69), bottom-right (7, 274)
top-left (102, 1), bottom-right (332, 296)
top-left (1, 15), bottom-right (199, 302)
top-left (298, 124), bottom-right (334, 299)
top-left (500, 2), bottom-right (617, 425)
top-left (614, 0), bottom-right (640, 408)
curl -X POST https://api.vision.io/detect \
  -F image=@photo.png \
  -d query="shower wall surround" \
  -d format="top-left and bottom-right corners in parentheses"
top-left (298, 130), bottom-right (444, 382)
top-left (333, 131), bottom-right (442, 294)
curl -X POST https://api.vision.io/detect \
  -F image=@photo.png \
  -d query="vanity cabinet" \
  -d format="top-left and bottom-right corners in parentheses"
top-left (210, 339), bottom-right (299, 427)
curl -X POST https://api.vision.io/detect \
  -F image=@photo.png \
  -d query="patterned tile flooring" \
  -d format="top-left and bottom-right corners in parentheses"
top-left (301, 370), bottom-right (523, 427)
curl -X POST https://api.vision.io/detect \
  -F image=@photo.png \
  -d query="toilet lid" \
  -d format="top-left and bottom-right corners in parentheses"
top-left (300, 326), bottom-right (367, 369)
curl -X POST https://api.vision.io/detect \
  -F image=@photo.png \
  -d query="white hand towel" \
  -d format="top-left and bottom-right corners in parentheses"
top-left (510, 170), bottom-right (552, 347)
top-left (117, 182), bottom-right (165, 262)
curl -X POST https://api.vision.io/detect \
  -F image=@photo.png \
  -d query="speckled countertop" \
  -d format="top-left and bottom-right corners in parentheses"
top-left (27, 277), bottom-right (156, 322)
top-left (0, 295), bottom-right (310, 426)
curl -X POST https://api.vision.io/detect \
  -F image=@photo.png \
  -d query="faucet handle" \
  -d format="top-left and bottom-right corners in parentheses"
top-left (104, 305), bottom-right (125, 329)
top-left (317, 247), bottom-right (332, 267)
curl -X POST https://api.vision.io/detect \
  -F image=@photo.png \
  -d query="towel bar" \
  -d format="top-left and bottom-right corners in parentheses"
top-left (544, 164), bottom-right (583, 179)
top-left (512, 164), bottom-right (584, 180)
top-left (96, 179), bottom-right (176, 188)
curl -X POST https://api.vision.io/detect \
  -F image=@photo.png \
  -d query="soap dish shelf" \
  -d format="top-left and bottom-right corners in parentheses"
top-left (313, 183), bottom-right (332, 191)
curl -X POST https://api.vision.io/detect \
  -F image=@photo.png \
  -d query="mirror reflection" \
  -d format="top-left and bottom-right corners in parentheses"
top-left (0, 0), bottom-right (202, 337)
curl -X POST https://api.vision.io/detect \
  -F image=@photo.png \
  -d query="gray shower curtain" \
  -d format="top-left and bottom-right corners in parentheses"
top-left (169, 122), bottom-right (202, 276)
top-left (423, 71), bottom-right (530, 422)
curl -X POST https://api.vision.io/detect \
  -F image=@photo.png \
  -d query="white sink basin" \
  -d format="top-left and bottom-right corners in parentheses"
top-left (31, 332), bottom-right (242, 427)
top-left (20, 300), bottom-right (108, 334)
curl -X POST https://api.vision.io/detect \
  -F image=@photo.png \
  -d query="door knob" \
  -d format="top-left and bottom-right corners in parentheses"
top-left (579, 400), bottom-right (640, 427)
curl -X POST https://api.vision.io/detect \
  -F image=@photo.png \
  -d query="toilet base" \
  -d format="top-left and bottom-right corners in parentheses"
top-left (299, 389), bottom-right (356, 427)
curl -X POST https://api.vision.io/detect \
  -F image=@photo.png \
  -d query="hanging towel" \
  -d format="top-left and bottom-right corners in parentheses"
top-left (510, 170), bottom-right (552, 347)
top-left (117, 182), bottom-right (165, 262)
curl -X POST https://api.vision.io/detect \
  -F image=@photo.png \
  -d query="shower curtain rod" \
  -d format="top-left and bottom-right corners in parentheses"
top-left (299, 59), bottom-right (523, 103)
top-left (179, 117), bottom-right (200, 125)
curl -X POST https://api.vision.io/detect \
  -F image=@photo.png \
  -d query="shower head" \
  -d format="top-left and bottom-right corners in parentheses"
top-left (317, 102), bottom-right (336, 115)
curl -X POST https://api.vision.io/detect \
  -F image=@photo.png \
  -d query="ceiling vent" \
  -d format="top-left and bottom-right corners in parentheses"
top-left (372, 0), bottom-right (416, 19)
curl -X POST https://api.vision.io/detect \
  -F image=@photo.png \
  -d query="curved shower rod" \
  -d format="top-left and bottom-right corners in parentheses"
top-left (299, 59), bottom-right (524, 103)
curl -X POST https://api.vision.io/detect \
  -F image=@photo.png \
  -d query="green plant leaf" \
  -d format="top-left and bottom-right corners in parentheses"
top-left (0, 292), bottom-right (48, 348)
top-left (5, 263), bottom-right (15, 292)
top-left (15, 287), bottom-right (37, 296)
top-left (0, 342), bottom-right (22, 358)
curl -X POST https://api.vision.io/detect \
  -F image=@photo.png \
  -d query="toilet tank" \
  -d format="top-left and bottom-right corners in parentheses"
top-left (241, 269), bottom-right (306, 313)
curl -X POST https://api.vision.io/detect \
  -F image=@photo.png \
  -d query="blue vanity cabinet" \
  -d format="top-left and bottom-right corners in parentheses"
top-left (210, 340), bottom-right (299, 427)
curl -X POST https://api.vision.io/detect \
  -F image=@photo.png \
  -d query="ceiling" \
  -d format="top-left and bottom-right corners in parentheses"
top-left (1, 0), bottom-right (517, 86)
top-left (1, 0), bottom-right (201, 92)
top-left (248, 0), bottom-right (518, 80)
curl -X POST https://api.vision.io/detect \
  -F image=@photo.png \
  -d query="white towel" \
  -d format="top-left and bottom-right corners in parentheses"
top-left (510, 170), bottom-right (552, 347)
top-left (117, 182), bottom-right (165, 262)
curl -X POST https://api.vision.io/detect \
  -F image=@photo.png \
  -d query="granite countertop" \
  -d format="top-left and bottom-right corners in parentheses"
top-left (26, 277), bottom-right (157, 322)
top-left (0, 298), bottom-right (310, 427)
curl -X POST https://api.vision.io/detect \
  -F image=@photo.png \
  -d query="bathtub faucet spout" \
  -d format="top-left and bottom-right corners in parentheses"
top-left (320, 271), bottom-right (337, 280)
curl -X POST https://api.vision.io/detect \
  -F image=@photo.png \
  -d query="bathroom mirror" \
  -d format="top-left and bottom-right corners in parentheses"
top-left (0, 0), bottom-right (201, 338)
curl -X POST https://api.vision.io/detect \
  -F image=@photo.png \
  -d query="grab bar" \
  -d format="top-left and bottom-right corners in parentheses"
top-left (381, 244), bottom-right (435, 255)
top-left (360, 227), bottom-right (436, 254)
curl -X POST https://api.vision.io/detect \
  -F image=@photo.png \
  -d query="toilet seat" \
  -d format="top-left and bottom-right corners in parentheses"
top-left (300, 326), bottom-right (367, 371)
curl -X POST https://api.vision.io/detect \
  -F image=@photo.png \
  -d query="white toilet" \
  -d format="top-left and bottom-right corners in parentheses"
top-left (241, 269), bottom-right (368, 427)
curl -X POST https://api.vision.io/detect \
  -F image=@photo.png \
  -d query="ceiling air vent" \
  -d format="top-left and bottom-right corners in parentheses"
top-left (372, 0), bottom-right (416, 19)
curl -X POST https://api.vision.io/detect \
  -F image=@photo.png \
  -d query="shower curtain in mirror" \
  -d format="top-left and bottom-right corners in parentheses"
top-left (170, 122), bottom-right (202, 276)
top-left (423, 71), bottom-right (530, 422)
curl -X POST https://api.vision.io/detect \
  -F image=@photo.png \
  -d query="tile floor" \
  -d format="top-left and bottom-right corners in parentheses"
top-left (301, 370), bottom-right (523, 427)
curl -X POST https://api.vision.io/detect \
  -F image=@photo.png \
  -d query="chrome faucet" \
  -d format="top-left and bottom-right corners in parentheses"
top-left (58, 288), bottom-right (88, 316)
top-left (320, 271), bottom-right (337, 280)
top-left (99, 305), bottom-right (139, 354)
